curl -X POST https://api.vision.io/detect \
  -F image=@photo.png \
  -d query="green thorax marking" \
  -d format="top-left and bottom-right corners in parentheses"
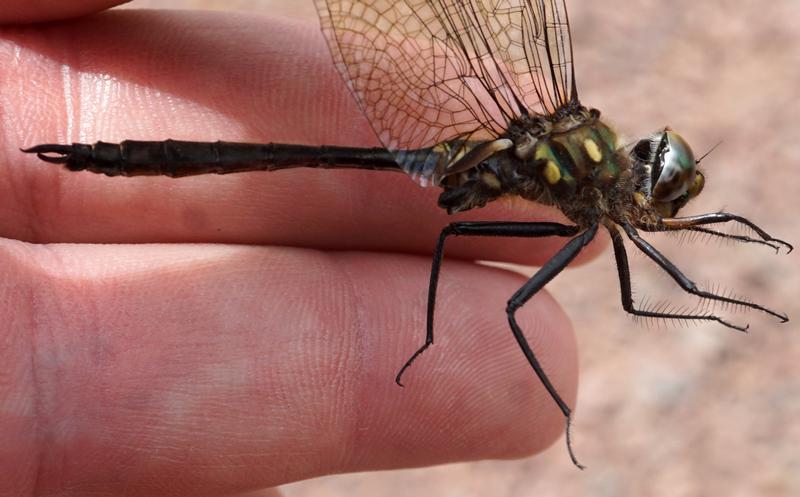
top-left (533, 121), bottom-right (621, 195)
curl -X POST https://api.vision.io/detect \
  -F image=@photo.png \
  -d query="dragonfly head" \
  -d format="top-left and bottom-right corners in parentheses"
top-left (632, 128), bottom-right (705, 218)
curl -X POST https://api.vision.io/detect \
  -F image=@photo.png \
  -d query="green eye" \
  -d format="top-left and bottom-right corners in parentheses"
top-left (652, 130), bottom-right (697, 202)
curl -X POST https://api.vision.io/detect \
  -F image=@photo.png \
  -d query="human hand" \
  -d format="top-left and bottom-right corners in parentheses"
top-left (1, 2), bottom-right (599, 495)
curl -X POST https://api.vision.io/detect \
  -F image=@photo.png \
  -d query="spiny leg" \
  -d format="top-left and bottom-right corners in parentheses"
top-left (395, 221), bottom-right (580, 386)
top-left (659, 213), bottom-right (792, 253)
top-left (608, 225), bottom-right (748, 331)
top-left (622, 223), bottom-right (789, 324)
top-left (685, 226), bottom-right (783, 253)
top-left (505, 222), bottom-right (599, 470)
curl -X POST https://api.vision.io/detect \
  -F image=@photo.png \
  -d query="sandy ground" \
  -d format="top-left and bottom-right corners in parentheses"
top-left (107, 0), bottom-right (800, 495)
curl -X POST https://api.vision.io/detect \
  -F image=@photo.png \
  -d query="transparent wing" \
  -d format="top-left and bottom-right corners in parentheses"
top-left (314, 0), bottom-right (578, 185)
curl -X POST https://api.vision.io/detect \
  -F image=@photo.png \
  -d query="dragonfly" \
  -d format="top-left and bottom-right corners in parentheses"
top-left (23, 0), bottom-right (791, 468)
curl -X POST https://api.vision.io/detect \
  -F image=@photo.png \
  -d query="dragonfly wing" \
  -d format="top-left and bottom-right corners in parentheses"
top-left (314, 0), bottom-right (579, 186)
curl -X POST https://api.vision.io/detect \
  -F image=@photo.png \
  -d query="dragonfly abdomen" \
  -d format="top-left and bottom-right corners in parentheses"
top-left (23, 140), bottom-right (405, 178)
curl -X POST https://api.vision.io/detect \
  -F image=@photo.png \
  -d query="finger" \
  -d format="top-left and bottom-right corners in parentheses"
top-left (2, 11), bottom-right (605, 266)
top-left (231, 490), bottom-right (283, 497)
top-left (0, 0), bottom-right (128, 24)
top-left (2, 240), bottom-right (577, 496)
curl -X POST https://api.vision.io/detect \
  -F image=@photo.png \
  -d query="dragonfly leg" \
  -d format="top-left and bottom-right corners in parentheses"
top-left (505, 222), bottom-right (598, 470)
top-left (682, 226), bottom-right (783, 252)
top-left (621, 223), bottom-right (789, 324)
top-left (657, 213), bottom-right (793, 253)
top-left (608, 225), bottom-right (749, 330)
top-left (395, 221), bottom-right (580, 387)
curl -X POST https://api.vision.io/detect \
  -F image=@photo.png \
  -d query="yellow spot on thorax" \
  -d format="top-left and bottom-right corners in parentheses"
top-left (534, 146), bottom-right (548, 161)
top-left (583, 138), bottom-right (603, 163)
top-left (543, 160), bottom-right (562, 185)
top-left (481, 171), bottom-right (502, 190)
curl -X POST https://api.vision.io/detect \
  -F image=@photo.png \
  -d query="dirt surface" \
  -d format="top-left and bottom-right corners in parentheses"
top-left (108, 1), bottom-right (800, 495)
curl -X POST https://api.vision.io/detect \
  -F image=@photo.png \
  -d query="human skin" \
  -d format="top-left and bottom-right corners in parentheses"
top-left (0, 1), bottom-right (603, 496)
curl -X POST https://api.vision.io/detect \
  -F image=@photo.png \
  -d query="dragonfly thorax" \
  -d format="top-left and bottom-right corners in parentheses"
top-left (437, 109), bottom-right (632, 227)
top-left (436, 112), bottom-right (707, 230)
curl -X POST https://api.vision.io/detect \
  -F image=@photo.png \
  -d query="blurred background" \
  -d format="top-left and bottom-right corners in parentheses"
top-left (119, 1), bottom-right (800, 495)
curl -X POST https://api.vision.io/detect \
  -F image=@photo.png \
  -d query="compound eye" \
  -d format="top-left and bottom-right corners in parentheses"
top-left (652, 130), bottom-right (697, 202)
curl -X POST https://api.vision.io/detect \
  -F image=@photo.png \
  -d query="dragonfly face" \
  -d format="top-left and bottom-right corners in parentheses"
top-left (650, 130), bottom-right (700, 203)
top-left (22, 0), bottom-right (791, 469)
top-left (629, 128), bottom-right (706, 219)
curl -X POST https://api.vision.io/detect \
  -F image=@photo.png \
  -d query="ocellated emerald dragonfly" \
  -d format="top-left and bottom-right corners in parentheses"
top-left (24, 0), bottom-right (791, 468)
